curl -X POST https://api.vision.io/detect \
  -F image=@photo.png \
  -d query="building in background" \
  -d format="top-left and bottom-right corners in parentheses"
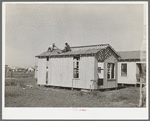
top-left (117, 50), bottom-right (146, 86)
top-left (28, 67), bottom-right (34, 72)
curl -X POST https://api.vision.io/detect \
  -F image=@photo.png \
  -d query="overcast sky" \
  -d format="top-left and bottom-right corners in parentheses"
top-left (5, 3), bottom-right (145, 68)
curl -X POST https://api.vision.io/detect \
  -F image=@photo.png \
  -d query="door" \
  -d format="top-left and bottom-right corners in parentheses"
top-left (98, 63), bottom-right (104, 87)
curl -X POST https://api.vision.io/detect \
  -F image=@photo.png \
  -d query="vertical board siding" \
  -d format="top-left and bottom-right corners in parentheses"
top-left (38, 58), bottom-right (46, 85)
top-left (94, 58), bottom-right (98, 89)
top-left (72, 56), bottom-right (95, 89)
top-left (48, 58), bottom-right (51, 85)
top-left (78, 56), bottom-right (95, 89)
top-left (102, 55), bottom-right (118, 89)
top-left (48, 57), bottom-right (73, 87)
top-left (39, 56), bottom-right (95, 89)
top-left (118, 62), bottom-right (137, 84)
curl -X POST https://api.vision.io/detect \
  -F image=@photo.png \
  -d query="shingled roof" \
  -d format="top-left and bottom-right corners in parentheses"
top-left (36, 44), bottom-right (120, 57)
top-left (118, 50), bottom-right (146, 61)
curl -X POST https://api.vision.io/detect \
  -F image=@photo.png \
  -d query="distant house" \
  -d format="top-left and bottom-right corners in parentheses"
top-left (17, 68), bottom-right (26, 72)
top-left (117, 50), bottom-right (146, 85)
top-left (28, 67), bottom-right (34, 72)
top-left (36, 44), bottom-right (120, 90)
top-left (13, 67), bottom-right (18, 72)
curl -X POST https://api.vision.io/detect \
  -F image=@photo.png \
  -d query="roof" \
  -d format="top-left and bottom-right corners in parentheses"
top-left (118, 50), bottom-right (146, 61)
top-left (36, 44), bottom-right (120, 58)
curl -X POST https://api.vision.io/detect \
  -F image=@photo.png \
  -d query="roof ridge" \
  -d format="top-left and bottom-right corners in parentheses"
top-left (117, 50), bottom-right (141, 52)
top-left (71, 44), bottom-right (109, 48)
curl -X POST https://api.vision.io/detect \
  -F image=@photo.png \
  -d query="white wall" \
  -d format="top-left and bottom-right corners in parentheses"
top-left (48, 57), bottom-right (73, 87)
top-left (38, 58), bottom-right (46, 85)
top-left (74, 56), bottom-right (95, 89)
top-left (118, 62), bottom-right (137, 84)
top-left (46, 56), bottom-right (96, 89)
top-left (34, 68), bottom-right (38, 78)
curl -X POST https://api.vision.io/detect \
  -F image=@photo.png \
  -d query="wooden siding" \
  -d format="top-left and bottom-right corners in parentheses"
top-left (34, 69), bottom-right (38, 78)
top-left (94, 58), bottom-right (98, 89)
top-left (38, 58), bottom-right (46, 85)
top-left (118, 62), bottom-right (137, 84)
top-left (73, 56), bottom-right (96, 89)
top-left (99, 55), bottom-right (118, 89)
top-left (48, 57), bottom-right (73, 87)
top-left (96, 47), bottom-right (118, 62)
top-left (45, 56), bottom-right (96, 89)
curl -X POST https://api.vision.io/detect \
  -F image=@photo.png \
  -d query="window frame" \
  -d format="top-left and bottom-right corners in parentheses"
top-left (107, 63), bottom-right (115, 80)
top-left (121, 63), bottom-right (127, 76)
top-left (73, 56), bottom-right (80, 79)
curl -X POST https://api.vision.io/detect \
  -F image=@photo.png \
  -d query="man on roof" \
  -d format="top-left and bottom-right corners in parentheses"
top-left (58, 43), bottom-right (71, 54)
top-left (47, 43), bottom-right (59, 52)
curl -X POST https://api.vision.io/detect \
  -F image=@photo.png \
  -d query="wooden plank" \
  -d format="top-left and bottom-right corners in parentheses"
top-left (48, 58), bottom-right (51, 85)
top-left (69, 57), bottom-right (73, 87)
top-left (37, 58), bottom-right (46, 85)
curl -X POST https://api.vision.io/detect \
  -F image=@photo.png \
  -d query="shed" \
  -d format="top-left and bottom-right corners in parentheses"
top-left (36, 44), bottom-right (120, 90)
top-left (117, 50), bottom-right (146, 85)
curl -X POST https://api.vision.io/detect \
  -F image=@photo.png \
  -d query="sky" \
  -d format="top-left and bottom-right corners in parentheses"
top-left (4, 3), bottom-right (146, 68)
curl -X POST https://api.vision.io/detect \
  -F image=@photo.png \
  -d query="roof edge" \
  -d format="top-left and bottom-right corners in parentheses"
top-left (71, 44), bottom-right (109, 48)
top-left (107, 45), bottom-right (121, 58)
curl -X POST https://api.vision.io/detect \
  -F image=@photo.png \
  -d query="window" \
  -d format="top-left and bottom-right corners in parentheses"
top-left (121, 63), bottom-right (127, 76)
top-left (107, 63), bottom-right (115, 79)
top-left (98, 67), bottom-right (102, 73)
top-left (73, 56), bottom-right (80, 78)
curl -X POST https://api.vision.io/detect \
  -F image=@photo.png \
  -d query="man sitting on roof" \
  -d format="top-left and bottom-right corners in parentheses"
top-left (47, 43), bottom-right (57, 52)
top-left (57, 43), bottom-right (71, 54)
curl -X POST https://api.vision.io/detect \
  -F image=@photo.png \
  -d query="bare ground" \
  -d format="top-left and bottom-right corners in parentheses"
top-left (5, 78), bottom-right (143, 107)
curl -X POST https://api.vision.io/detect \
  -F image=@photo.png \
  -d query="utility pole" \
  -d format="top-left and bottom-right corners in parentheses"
top-left (139, 3), bottom-right (147, 107)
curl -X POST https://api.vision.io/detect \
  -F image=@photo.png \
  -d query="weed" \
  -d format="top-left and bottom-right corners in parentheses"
top-left (91, 91), bottom-right (98, 96)
top-left (19, 81), bottom-right (26, 88)
top-left (78, 91), bottom-right (84, 96)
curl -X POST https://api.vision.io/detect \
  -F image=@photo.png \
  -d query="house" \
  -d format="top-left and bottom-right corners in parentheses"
top-left (28, 67), bottom-right (34, 72)
top-left (117, 50), bottom-right (146, 86)
top-left (12, 67), bottom-right (18, 72)
top-left (17, 68), bottom-right (26, 72)
top-left (35, 44), bottom-right (120, 90)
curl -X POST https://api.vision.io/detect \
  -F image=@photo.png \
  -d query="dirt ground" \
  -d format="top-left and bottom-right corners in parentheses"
top-left (5, 77), bottom-right (145, 107)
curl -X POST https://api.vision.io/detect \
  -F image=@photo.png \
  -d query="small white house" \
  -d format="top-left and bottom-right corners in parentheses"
top-left (117, 50), bottom-right (146, 85)
top-left (28, 67), bottom-right (34, 72)
top-left (36, 44), bottom-right (120, 90)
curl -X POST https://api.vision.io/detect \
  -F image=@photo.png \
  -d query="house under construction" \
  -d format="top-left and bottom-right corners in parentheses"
top-left (36, 44), bottom-right (120, 90)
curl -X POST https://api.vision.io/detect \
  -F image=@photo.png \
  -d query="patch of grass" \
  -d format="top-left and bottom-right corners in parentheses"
top-left (5, 93), bottom-right (21, 98)
top-left (6, 71), bottom-right (35, 78)
top-left (19, 81), bottom-right (26, 88)
top-left (5, 79), bottom-right (18, 86)
top-left (91, 91), bottom-right (98, 96)
top-left (5, 79), bottom-right (26, 88)
top-left (78, 91), bottom-right (84, 96)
